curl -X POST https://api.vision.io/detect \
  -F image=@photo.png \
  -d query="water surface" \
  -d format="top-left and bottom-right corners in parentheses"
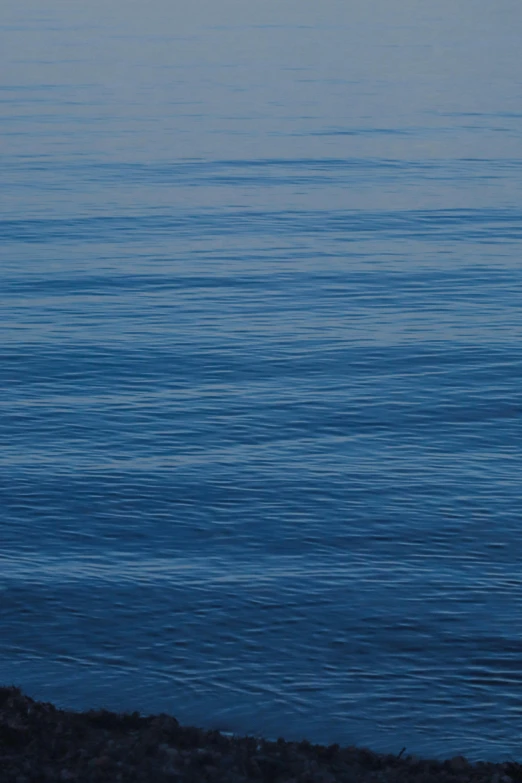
top-left (2, 0), bottom-right (522, 761)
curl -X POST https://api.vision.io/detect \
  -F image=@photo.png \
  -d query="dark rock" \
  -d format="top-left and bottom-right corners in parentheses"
top-left (0, 687), bottom-right (518, 783)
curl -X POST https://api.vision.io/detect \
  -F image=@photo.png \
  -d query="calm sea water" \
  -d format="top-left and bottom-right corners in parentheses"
top-left (2, 0), bottom-right (522, 761)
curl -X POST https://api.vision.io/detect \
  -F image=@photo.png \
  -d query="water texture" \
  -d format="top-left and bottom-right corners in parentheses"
top-left (1, 0), bottom-right (522, 761)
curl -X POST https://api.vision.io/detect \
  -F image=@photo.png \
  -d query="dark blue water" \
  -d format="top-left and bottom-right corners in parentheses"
top-left (2, 0), bottom-right (522, 761)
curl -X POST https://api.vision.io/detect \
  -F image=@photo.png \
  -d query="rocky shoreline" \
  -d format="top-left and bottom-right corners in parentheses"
top-left (1, 686), bottom-right (520, 783)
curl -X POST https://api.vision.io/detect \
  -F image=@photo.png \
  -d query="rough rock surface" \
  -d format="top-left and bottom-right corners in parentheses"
top-left (1, 686), bottom-right (520, 783)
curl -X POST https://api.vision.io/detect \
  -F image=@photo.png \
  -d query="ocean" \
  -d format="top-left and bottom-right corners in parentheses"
top-left (1, 0), bottom-right (522, 761)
